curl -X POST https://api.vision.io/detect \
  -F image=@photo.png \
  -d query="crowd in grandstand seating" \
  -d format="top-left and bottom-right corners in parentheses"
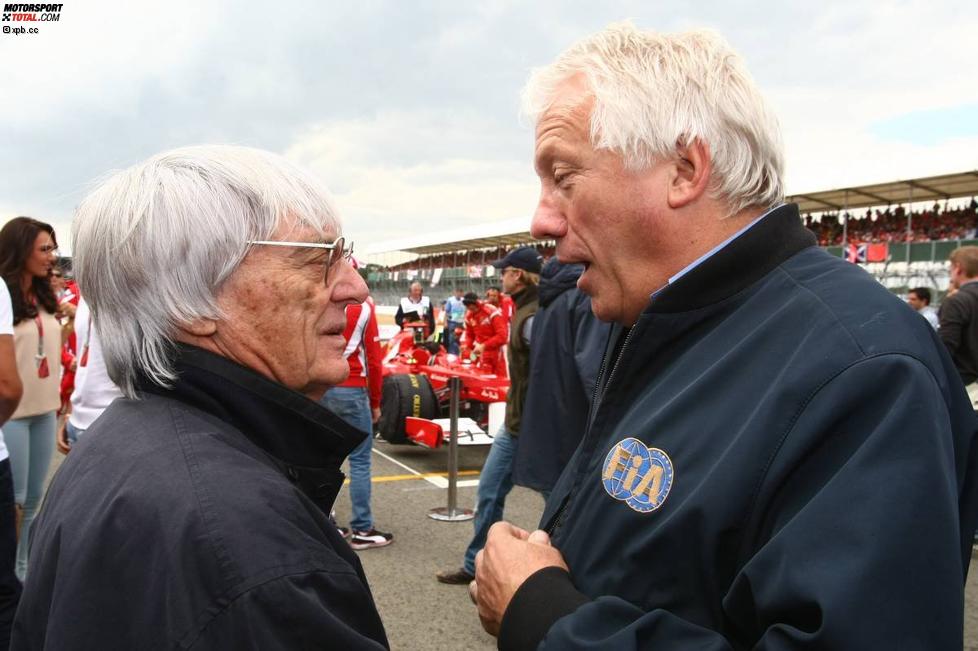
top-left (806, 200), bottom-right (978, 246)
top-left (382, 244), bottom-right (555, 273)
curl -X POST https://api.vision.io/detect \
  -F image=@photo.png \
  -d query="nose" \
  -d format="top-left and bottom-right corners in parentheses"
top-left (330, 259), bottom-right (369, 306)
top-left (530, 191), bottom-right (567, 241)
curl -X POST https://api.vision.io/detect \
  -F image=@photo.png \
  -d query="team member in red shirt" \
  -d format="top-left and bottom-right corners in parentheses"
top-left (460, 292), bottom-right (508, 377)
top-left (319, 295), bottom-right (393, 550)
top-left (486, 286), bottom-right (515, 328)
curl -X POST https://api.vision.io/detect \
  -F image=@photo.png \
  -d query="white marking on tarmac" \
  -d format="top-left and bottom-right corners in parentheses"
top-left (371, 447), bottom-right (441, 487)
top-left (371, 448), bottom-right (481, 489)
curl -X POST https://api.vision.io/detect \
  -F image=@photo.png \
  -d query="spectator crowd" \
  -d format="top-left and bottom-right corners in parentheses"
top-left (806, 201), bottom-right (978, 246)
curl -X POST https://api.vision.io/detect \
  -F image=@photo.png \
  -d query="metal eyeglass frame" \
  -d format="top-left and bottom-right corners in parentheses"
top-left (246, 236), bottom-right (354, 285)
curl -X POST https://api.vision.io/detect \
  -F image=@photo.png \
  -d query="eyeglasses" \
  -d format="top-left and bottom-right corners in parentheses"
top-left (246, 236), bottom-right (354, 285)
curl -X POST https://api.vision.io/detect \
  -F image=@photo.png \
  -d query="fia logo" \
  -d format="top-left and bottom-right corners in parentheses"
top-left (601, 438), bottom-right (674, 513)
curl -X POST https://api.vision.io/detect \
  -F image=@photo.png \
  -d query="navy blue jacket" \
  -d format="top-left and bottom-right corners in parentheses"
top-left (499, 205), bottom-right (978, 650)
top-left (13, 346), bottom-right (389, 650)
top-left (513, 259), bottom-right (609, 493)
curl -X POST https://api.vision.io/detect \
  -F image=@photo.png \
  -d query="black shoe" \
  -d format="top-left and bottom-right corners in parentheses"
top-left (436, 567), bottom-right (475, 585)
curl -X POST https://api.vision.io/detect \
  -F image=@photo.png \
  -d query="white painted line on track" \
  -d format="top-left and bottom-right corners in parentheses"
top-left (371, 447), bottom-right (443, 487)
top-left (371, 447), bottom-right (482, 489)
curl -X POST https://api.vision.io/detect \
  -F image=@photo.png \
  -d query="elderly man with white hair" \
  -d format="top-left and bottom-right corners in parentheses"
top-left (12, 146), bottom-right (389, 649)
top-left (473, 23), bottom-right (978, 650)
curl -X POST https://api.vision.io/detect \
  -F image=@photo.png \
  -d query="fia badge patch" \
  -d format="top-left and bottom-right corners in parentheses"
top-left (601, 437), bottom-right (674, 513)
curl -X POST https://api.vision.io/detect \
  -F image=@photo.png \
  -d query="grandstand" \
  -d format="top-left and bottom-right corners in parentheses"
top-left (364, 171), bottom-right (978, 306)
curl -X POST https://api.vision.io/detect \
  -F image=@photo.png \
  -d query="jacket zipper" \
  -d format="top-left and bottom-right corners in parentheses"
top-left (546, 326), bottom-right (637, 536)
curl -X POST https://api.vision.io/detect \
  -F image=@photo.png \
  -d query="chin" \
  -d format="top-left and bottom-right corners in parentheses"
top-left (320, 362), bottom-right (352, 387)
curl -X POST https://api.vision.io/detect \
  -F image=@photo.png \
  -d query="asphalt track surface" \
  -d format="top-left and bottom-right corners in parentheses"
top-left (46, 438), bottom-right (978, 649)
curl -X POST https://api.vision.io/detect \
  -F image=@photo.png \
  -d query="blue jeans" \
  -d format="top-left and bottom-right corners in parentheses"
top-left (66, 421), bottom-right (85, 443)
top-left (463, 427), bottom-right (517, 574)
top-left (320, 387), bottom-right (374, 532)
top-left (5, 411), bottom-right (56, 580)
top-left (445, 321), bottom-right (462, 355)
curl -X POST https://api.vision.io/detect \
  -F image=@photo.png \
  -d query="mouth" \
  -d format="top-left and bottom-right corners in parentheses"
top-left (320, 323), bottom-right (346, 337)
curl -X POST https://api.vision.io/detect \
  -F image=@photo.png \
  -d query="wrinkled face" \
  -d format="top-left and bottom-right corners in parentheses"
top-left (529, 76), bottom-right (678, 325)
top-left (214, 222), bottom-right (368, 399)
top-left (26, 231), bottom-right (57, 279)
top-left (485, 288), bottom-right (500, 305)
top-left (409, 284), bottom-right (422, 301)
top-left (907, 292), bottom-right (926, 311)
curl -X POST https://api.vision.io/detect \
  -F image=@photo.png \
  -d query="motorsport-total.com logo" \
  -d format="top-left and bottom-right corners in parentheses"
top-left (2, 3), bottom-right (63, 22)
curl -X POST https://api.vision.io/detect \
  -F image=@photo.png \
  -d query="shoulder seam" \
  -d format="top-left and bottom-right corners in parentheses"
top-left (774, 262), bottom-right (867, 357)
top-left (180, 567), bottom-right (363, 649)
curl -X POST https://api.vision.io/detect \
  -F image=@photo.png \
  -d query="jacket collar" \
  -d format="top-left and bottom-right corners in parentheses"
top-left (137, 344), bottom-right (366, 469)
top-left (647, 203), bottom-right (816, 314)
top-left (512, 284), bottom-right (539, 309)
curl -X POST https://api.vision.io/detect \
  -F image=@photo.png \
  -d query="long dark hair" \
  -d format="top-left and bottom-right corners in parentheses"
top-left (0, 217), bottom-right (58, 324)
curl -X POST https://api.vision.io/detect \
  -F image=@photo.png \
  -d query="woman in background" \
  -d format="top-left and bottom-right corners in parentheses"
top-left (0, 217), bottom-right (61, 580)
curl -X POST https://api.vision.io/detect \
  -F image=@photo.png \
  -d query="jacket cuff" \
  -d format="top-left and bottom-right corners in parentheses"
top-left (498, 566), bottom-right (590, 651)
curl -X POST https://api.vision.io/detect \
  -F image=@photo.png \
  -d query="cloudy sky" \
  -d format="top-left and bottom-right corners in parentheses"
top-left (1, 0), bottom-right (976, 255)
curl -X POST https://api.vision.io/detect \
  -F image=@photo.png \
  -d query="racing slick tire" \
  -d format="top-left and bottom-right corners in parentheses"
top-left (378, 374), bottom-right (438, 444)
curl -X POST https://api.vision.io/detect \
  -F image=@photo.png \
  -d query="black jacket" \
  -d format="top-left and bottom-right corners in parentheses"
top-left (939, 281), bottom-right (978, 384)
top-left (13, 346), bottom-right (389, 650)
top-left (513, 259), bottom-right (608, 493)
top-left (499, 205), bottom-right (978, 650)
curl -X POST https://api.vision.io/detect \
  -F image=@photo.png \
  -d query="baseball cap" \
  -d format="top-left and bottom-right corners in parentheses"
top-left (490, 247), bottom-right (543, 274)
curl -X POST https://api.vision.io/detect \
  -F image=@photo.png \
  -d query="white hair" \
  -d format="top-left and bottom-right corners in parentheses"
top-left (72, 144), bottom-right (342, 398)
top-left (522, 22), bottom-right (784, 215)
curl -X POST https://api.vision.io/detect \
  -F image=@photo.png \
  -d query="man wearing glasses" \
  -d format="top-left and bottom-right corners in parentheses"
top-left (13, 145), bottom-right (389, 650)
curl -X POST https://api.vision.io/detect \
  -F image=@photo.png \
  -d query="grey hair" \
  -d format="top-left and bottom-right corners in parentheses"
top-left (72, 144), bottom-right (342, 398)
top-left (522, 22), bottom-right (784, 215)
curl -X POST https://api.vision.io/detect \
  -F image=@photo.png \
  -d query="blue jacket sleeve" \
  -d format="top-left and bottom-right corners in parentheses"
top-left (499, 353), bottom-right (976, 650)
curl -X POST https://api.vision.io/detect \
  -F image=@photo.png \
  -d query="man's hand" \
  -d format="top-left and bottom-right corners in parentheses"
top-left (473, 522), bottom-right (568, 637)
top-left (473, 343), bottom-right (485, 356)
top-left (58, 302), bottom-right (77, 320)
top-left (371, 406), bottom-right (381, 424)
top-left (56, 418), bottom-right (71, 455)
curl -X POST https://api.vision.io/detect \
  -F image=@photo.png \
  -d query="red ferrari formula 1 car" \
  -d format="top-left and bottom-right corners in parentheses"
top-left (377, 321), bottom-right (508, 448)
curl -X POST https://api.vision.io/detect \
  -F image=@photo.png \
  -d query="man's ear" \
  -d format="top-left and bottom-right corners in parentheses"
top-left (667, 138), bottom-right (712, 210)
top-left (175, 318), bottom-right (217, 338)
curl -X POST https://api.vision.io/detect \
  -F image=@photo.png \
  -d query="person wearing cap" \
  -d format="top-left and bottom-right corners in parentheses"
top-left (437, 246), bottom-right (540, 585)
top-left (459, 292), bottom-right (508, 377)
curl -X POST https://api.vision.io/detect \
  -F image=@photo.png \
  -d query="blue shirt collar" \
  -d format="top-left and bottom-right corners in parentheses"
top-left (651, 204), bottom-right (783, 300)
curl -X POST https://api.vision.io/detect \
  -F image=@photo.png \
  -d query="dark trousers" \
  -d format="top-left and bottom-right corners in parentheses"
top-left (0, 458), bottom-right (20, 649)
top-left (445, 321), bottom-right (461, 355)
